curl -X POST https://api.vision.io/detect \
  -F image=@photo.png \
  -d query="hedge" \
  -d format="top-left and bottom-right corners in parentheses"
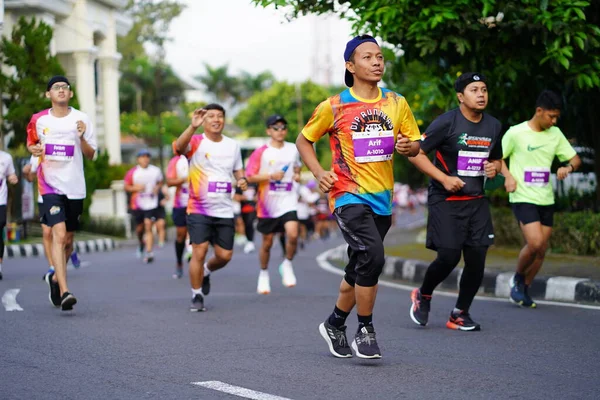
top-left (491, 207), bottom-right (600, 256)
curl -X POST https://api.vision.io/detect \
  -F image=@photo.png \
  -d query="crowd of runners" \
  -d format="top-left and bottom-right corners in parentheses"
top-left (0, 33), bottom-right (582, 361)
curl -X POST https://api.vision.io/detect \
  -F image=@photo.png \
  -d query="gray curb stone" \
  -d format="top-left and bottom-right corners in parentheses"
top-left (4, 238), bottom-right (118, 259)
top-left (327, 244), bottom-right (600, 304)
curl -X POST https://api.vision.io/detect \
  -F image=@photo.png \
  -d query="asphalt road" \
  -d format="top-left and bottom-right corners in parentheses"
top-left (1, 223), bottom-right (599, 399)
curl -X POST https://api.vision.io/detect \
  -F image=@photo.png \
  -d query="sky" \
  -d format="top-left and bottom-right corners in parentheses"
top-left (164, 0), bottom-right (354, 87)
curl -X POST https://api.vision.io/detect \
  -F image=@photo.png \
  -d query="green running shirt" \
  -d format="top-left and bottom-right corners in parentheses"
top-left (502, 121), bottom-right (576, 205)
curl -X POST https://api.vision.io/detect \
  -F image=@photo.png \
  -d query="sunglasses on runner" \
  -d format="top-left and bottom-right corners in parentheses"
top-left (270, 125), bottom-right (287, 131)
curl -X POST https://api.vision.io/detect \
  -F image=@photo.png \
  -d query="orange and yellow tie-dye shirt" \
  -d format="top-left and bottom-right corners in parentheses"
top-left (301, 88), bottom-right (420, 215)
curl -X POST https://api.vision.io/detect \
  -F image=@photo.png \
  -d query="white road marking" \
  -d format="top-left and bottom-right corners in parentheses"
top-left (2, 289), bottom-right (24, 311)
top-left (317, 247), bottom-right (600, 311)
top-left (191, 381), bottom-right (293, 400)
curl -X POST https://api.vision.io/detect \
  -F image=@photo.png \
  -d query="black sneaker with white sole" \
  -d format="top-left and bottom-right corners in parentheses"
top-left (190, 294), bottom-right (206, 312)
top-left (318, 321), bottom-right (352, 358)
top-left (44, 272), bottom-right (61, 307)
top-left (60, 292), bottom-right (77, 311)
top-left (202, 275), bottom-right (211, 296)
top-left (351, 326), bottom-right (382, 359)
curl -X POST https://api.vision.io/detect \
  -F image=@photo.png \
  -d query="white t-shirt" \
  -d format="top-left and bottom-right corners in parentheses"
top-left (296, 184), bottom-right (320, 220)
top-left (183, 134), bottom-right (243, 218)
top-left (124, 165), bottom-right (164, 211)
top-left (246, 142), bottom-right (301, 219)
top-left (0, 151), bottom-right (16, 206)
top-left (26, 107), bottom-right (97, 199)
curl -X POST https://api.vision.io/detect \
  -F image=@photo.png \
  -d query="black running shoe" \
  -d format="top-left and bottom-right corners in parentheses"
top-left (202, 275), bottom-right (211, 296)
top-left (143, 252), bottom-right (154, 264)
top-left (60, 292), bottom-right (77, 311)
top-left (190, 294), bottom-right (206, 312)
top-left (318, 321), bottom-right (352, 358)
top-left (351, 326), bottom-right (382, 359)
top-left (44, 272), bottom-right (61, 307)
top-left (0, 271), bottom-right (3, 280)
top-left (446, 310), bottom-right (481, 331)
top-left (410, 288), bottom-right (431, 326)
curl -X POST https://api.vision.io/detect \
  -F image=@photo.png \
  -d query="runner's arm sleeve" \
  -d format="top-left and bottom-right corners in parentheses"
top-left (398, 96), bottom-right (421, 141)
top-left (501, 128), bottom-right (515, 159)
top-left (7, 154), bottom-right (16, 176)
top-left (301, 100), bottom-right (334, 143)
top-left (83, 115), bottom-right (98, 150)
top-left (419, 115), bottom-right (451, 154)
top-left (555, 131), bottom-right (577, 162)
top-left (489, 122), bottom-right (503, 160)
top-left (26, 116), bottom-right (39, 146)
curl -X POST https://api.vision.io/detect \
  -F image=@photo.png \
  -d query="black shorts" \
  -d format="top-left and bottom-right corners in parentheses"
top-left (38, 202), bottom-right (46, 224)
top-left (334, 204), bottom-right (392, 287)
top-left (187, 213), bottom-right (235, 250)
top-left (172, 207), bottom-right (187, 227)
top-left (131, 208), bottom-right (159, 225)
top-left (512, 202), bottom-right (554, 227)
top-left (41, 194), bottom-right (83, 232)
top-left (0, 205), bottom-right (6, 229)
top-left (257, 211), bottom-right (298, 234)
top-left (426, 197), bottom-right (494, 251)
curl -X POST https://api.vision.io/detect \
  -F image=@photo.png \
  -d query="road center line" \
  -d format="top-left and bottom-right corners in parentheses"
top-left (191, 381), bottom-right (293, 400)
top-left (2, 289), bottom-right (24, 311)
top-left (317, 247), bottom-right (600, 311)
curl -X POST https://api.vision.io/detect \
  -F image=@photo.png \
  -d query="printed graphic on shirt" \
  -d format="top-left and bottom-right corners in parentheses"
top-left (301, 88), bottom-right (421, 215)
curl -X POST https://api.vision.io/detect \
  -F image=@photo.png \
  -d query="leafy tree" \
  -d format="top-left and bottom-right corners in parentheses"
top-left (0, 18), bottom-right (73, 148)
top-left (119, 56), bottom-right (185, 115)
top-left (238, 71), bottom-right (276, 101)
top-left (120, 110), bottom-right (189, 147)
top-left (196, 64), bottom-right (243, 107)
top-left (235, 80), bottom-right (333, 166)
top-left (254, 0), bottom-right (600, 201)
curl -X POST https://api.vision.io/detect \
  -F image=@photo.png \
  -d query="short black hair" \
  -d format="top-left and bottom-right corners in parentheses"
top-left (535, 90), bottom-right (563, 111)
top-left (204, 103), bottom-right (226, 117)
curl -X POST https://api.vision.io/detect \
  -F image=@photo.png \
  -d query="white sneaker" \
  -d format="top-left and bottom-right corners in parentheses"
top-left (257, 271), bottom-right (271, 295)
top-left (234, 235), bottom-right (247, 246)
top-left (244, 242), bottom-right (256, 254)
top-left (279, 261), bottom-right (297, 288)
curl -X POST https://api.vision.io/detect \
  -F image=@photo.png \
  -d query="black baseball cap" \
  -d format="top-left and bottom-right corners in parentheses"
top-left (344, 35), bottom-right (379, 87)
top-left (454, 72), bottom-right (487, 93)
top-left (266, 115), bottom-right (288, 127)
top-left (47, 75), bottom-right (70, 91)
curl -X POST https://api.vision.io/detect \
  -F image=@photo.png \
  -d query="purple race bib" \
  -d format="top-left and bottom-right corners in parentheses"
top-left (208, 181), bottom-right (232, 194)
top-left (44, 139), bottom-right (75, 161)
top-left (269, 182), bottom-right (293, 192)
top-left (457, 151), bottom-right (489, 177)
top-left (352, 131), bottom-right (394, 163)
top-left (524, 167), bottom-right (550, 187)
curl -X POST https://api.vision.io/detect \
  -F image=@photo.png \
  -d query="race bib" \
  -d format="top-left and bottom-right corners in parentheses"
top-left (457, 151), bottom-right (489, 177)
top-left (44, 138), bottom-right (75, 162)
top-left (207, 177), bottom-right (232, 197)
top-left (269, 182), bottom-right (293, 193)
top-left (524, 167), bottom-right (550, 187)
top-left (352, 131), bottom-right (394, 163)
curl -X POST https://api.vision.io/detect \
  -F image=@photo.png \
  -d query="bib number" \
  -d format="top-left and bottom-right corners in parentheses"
top-left (207, 178), bottom-right (232, 197)
top-left (269, 182), bottom-right (293, 194)
top-left (44, 138), bottom-right (75, 162)
top-left (353, 130), bottom-right (394, 163)
top-left (457, 151), bottom-right (489, 177)
top-left (524, 167), bottom-right (550, 187)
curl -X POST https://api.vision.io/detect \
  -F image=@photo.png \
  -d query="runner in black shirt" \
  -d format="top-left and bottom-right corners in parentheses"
top-left (408, 72), bottom-right (502, 331)
top-left (234, 183), bottom-right (258, 254)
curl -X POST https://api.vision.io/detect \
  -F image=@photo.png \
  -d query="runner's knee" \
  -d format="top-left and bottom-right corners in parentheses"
top-left (436, 248), bottom-right (462, 268)
top-left (355, 242), bottom-right (385, 287)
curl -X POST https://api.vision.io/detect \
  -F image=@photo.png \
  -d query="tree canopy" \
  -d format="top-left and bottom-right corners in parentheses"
top-left (0, 18), bottom-right (74, 148)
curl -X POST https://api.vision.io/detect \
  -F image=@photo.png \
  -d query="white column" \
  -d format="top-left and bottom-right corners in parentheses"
top-left (99, 54), bottom-right (122, 164)
top-left (73, 50), bottom-right (97, 130)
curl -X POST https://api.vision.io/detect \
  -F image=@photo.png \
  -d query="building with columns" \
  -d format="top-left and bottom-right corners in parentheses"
top-left (2, 0), bottom-right (131, 164)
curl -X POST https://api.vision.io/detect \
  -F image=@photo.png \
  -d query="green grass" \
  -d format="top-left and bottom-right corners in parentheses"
top-left (385, 242), bottom-right (600, 280)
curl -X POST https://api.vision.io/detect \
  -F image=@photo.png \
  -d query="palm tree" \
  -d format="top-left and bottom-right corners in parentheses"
top-left (195, 64), bottom-right (241, 107)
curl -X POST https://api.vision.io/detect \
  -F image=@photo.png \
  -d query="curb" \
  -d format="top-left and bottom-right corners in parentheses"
top-left (327, 244), bottom-right (600, 305)
top-left (5, 238), bottom-right (118, 259)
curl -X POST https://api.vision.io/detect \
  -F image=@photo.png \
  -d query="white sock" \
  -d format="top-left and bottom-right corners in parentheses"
top-left (282, 258), bottom-right (292, 267)
top-left (260, 269), bottom-right (269, 278)
top-left (204, 263), bottom-right (211, 276)
top-left (49, 265), bottom-right (55, 271)
top-left (191, 288), bottom-right (203, 296)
